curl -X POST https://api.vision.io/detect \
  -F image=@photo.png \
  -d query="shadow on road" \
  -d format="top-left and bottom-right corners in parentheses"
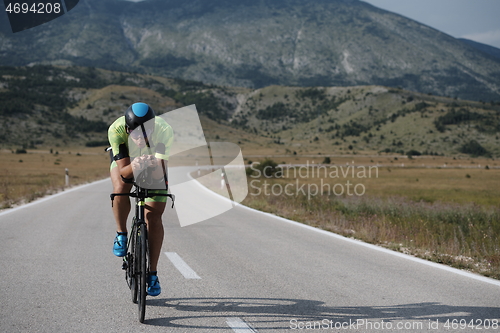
top-left (145, 297), bottom-right (500, 330)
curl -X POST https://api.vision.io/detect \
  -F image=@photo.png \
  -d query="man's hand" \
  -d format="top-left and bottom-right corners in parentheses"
top-left (131, 155), bottom-right (158, 173)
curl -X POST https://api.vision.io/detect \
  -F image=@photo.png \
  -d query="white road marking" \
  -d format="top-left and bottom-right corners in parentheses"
top-left (164, 252), bottom-right (201, 279)
top-left (0, 178), bottom-right (109, 217)
top-left (226, 317), bottom-right (258, 333)
top-left (237, 203), bottom-right (500, 288)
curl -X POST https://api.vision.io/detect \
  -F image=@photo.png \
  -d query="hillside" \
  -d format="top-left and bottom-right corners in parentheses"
top-left (0, 65), bottom-right (245, 148)
top-left (459, 39), bottom-right (500, 61)
top-left (232, 85), bottom-right (500, 157)
top-left (0, 0), bottom-right (499, 102)
top-left (1, 65), bottom-right (499, 158)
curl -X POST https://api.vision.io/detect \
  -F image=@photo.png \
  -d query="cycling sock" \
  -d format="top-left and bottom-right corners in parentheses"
top-left (117, 232), bottom-right (128, 236)
top-left (149, 271), bottom-right (157, 276)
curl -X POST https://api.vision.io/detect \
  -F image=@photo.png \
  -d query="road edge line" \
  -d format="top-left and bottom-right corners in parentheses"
top-left (0, 178), bottom-right (110, 217)
top-left (187, 171), bottom-right (500, 288)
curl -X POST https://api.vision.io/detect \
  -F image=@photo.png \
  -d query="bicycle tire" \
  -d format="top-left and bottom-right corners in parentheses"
top-left (137, 222), bottom-right (148, 323)
top-left (127, 221), bottom-right (138, 304)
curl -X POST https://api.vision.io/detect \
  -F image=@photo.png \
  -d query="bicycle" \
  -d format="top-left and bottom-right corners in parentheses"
top-left (110, 155), bottom-right (174, 323)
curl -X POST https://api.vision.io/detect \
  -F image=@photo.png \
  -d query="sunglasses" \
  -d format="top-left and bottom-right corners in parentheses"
top-left (127, 126), bottom-right (154, 139)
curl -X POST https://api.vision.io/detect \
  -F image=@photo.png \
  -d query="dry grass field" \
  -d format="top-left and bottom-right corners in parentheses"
top-left (241, 155), bottom-right (500, 279)
top-left (0, 147), bottom-right (110, 208)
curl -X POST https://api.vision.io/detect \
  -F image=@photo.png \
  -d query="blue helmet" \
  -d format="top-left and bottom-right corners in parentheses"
top-left (124, 102), bottom-right (156, 132)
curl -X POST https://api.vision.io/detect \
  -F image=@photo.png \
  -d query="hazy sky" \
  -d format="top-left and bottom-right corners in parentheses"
top-left (361, 0), bottom-right (500, 48)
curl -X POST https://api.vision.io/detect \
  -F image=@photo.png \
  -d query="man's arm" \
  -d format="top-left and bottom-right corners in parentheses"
top-left (116, 157), bottom-right (134, 180)
top-left (152, 158), bottom-right (167, 180)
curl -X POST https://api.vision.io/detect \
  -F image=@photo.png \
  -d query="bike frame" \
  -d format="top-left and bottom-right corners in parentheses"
top-left (111, 182), bottom-right (174, 323)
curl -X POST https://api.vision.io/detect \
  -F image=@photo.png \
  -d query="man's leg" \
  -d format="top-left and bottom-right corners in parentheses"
top-left (145, 201), bottom-right (166, 272)
top-left (110, 166), bottom-right (133, 233)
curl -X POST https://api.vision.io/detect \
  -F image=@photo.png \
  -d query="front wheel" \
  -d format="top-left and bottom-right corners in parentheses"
top-left (137, 222), bottom-right (148, 323)
top-left (125, 224), bottom-right (138, 304)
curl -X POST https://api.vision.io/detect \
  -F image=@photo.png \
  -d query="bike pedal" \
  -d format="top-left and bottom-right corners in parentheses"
top-left (122, 261), bottom-right (128, 270)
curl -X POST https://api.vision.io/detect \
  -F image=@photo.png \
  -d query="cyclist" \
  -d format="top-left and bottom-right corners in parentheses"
top-left (108, 102), bottom-right (174, 297)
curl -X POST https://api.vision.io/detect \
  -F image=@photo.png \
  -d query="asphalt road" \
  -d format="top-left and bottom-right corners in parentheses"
top-left (0, 169), bottom-right (499, 333)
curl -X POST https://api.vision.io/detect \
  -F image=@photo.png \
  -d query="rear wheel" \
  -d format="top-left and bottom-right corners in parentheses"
top-left (137, 222), bottom-right (148, 323)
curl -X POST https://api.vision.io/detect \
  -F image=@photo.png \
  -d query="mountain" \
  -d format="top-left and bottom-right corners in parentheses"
top-left (458, 39), bottom-right (500, 61)
top-left (0, 0), bottom-right (499, 102)
top-left (1, 65), bottom-right (499, 158)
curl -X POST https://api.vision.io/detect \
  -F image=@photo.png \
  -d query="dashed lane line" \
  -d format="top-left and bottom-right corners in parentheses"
top-left (164, 252), bottom-right (201, 279)
top-left (226, 317), bottom-right (258, 333)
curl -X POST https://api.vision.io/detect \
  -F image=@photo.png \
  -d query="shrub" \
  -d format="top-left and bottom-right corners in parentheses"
top-left (406, 150), bottom-right (422, 157)
top-left (254, 159), bottom-right (279, 178)
top-left (460, 140), bottom-right (491, 157)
